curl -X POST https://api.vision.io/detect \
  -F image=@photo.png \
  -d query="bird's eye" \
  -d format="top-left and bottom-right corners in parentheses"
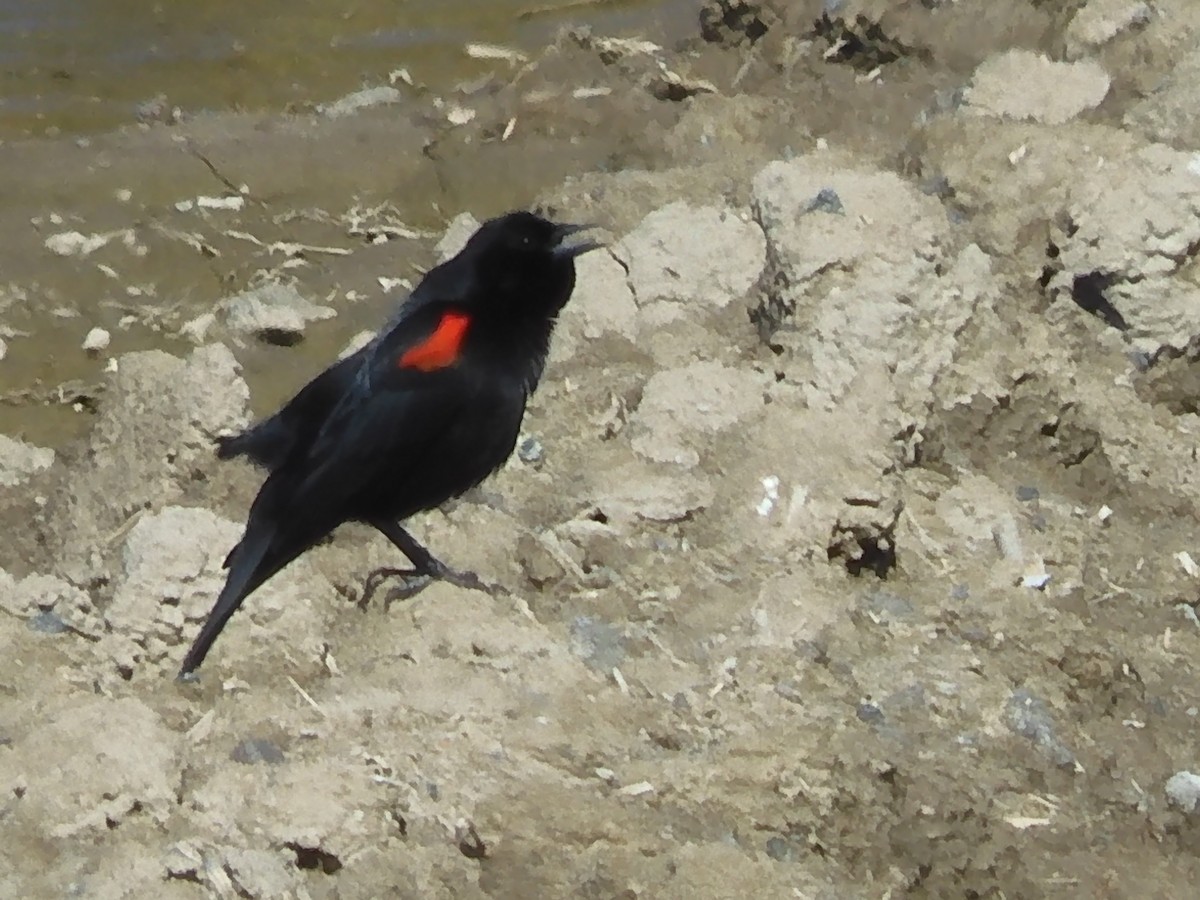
top-left (521, 236), bottom-right (532, 247)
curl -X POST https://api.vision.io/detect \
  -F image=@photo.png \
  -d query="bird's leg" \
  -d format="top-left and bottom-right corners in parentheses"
top-left (359, 519), bottom-right (504, 609)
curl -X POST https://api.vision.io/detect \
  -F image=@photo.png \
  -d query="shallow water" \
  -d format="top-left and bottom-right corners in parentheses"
top-left (0, 0), bottom-right (682, 136)
top-left (0, 0), bottom-right (700, 448)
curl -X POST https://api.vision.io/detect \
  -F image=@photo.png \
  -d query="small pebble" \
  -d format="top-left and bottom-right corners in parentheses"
top-left (517, 436), bottom-right (544, 464)
top-left (1006, 689), bottom-right (1075, 769)
top-left (28, 610), bottom-right (69, 634)
top-left (82, 327), bottom-right (111, 354)
top-left (617, 781), bottom-right (655, 797)
top-left (806, 187), bottom-right (844, 215)
top-left (856, 702), bottom-right (885, 724)
top-left (1165, 771), bottom-right (1200, 813)
top-left (229, 738), bottom-right (285, 765)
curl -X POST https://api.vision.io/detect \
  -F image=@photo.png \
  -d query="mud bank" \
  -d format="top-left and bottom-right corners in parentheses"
top-left (3, 1), bottom-right (1200, 897)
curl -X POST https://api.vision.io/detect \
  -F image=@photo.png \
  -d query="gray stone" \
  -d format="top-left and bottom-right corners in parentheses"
top-left (1006, 689), bottom-right (1076, 770)
top-left (1165, 771), bottom-right (1200, 814)
top-left (222, 282), bottom-right (336, 345)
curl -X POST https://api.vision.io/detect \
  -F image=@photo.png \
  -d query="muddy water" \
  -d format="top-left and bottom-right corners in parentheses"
top-left (0, 0), bottom-right (682, 136)
top-left (0, 0), bottom-right (698, 447)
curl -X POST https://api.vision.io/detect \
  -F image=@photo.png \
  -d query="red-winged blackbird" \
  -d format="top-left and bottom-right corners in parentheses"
top-left (179, 212), bottom-right (599, 676)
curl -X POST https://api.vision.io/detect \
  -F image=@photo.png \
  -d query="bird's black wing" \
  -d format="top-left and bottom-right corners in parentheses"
top-left (218, 259), bottom-right (478, 471)
top-left (216, 349), bottom-right (365, 469)
top-left (286, 303), bottom-right (500, 519)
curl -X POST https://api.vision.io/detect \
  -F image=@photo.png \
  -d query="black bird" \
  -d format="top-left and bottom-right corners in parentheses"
top-left (179, 211), bottom-right (599, 676)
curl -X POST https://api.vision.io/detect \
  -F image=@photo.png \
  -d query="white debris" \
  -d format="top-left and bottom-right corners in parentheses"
top-left (82, 327), bottom-right (111, 354)
top-left (1022, 571), bottom-right (1052, 590)
top-left (591, 36), bottom-right (661, 58)
top-left (756, 475), bottom-right (781, 517)
top-left (465, 42), bottom-right (526, 64)
top-left (447, 106), bottom-right (476, 126)
top-left (649, 67), bottom-right (718, 100)
top-left (377, 276), bottom-right (410, 293)
top-left (179, 312), bottom-right (216, 344)
top-left (319, 85), bottom-right (403, 118)
top-left (197, 195), bottom-right (245, 211)
top-left (177, 195), bottom-right (245, 213)
top-left (617, 781), bottom-right (655, 797)
top-left (1004, 816), bottom-right (1052, 829)
top-left (1177, 551), bottom-right (1199, 578)
top-left (1166, 771), bottom-right (1200, 813)
top-left (1097, 504), bottom-right (1114, 524)
top-left (45, 230), bottom-right (115, 257)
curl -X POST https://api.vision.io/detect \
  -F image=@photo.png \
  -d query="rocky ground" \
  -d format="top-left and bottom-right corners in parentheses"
top-left (4, 0), bottom-right (1200, 897)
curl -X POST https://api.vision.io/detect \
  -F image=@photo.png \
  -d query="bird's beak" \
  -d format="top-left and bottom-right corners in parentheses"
top-left (553, 223), bottom-right (604, 258)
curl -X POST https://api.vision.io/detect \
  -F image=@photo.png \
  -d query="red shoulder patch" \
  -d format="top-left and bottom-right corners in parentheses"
top-left (398, 312), bottom-right (471, 372)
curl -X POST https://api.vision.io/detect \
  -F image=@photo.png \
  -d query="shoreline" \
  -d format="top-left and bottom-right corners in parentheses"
top-left (0, 15), bottom-right (706, 447)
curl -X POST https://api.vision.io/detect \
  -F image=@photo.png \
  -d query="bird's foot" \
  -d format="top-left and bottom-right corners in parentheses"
top-left (358, 562), bottom-right (506, 611)
top-left (436, 563), bottom-right (509, 597)
top-left (358, 567), bottom-right (430, 610)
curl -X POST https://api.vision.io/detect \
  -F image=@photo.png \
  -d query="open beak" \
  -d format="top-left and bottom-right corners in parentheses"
top-left (553, 222), bottom-right (604, 258)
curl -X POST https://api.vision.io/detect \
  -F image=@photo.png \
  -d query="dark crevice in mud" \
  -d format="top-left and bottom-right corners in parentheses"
top-left (829, 527), bottom-right (897, 579)
top-left (1069, 271), bottom-right (1129, 332)
top-left (812, 14), bottom-right (932, 71)
top-left (287, 843), bottom-right (343, 875)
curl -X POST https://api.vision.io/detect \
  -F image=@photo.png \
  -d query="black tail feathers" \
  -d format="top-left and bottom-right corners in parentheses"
top-left (179, 525), bottom-right (275, 676)
top-left (215, 421), bottom-right (290, 469)
top-left (215, 433), bottom-right (243, 460)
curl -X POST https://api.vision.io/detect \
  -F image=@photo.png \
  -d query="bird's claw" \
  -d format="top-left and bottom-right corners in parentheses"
top-left (357, 563), bottom-right (506, 611)
top-left (444, 568), bottom-right (509, 597)
top-left (358, 566), bottom-right (422, 610)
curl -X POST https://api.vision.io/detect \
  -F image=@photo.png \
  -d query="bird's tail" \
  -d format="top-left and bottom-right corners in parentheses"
top-left (178, 521), bottom-right (276, 677)
top-left (216, 419), bottom-right (290, 469)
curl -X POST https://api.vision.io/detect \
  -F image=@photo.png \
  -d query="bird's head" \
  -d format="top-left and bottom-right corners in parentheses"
top-left (459, 211), bottom-right (601, 319)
